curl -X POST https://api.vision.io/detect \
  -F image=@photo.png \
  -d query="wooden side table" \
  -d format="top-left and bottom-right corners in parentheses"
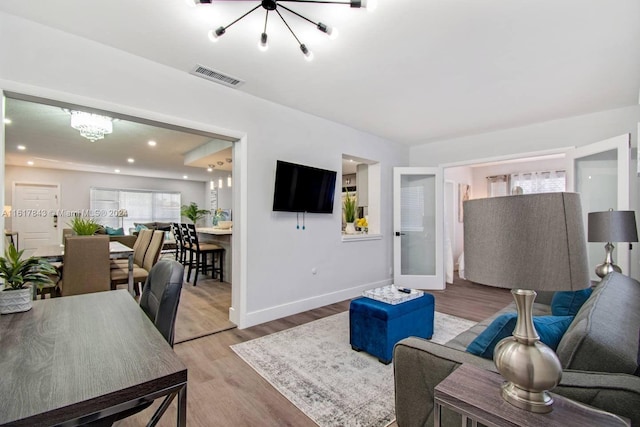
top-left (434, 364), bottom-right (630, 427)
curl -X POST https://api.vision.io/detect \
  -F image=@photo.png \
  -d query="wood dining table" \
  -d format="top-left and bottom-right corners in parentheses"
top-left (31, 241), bottom-right (135, 295)
top-left (0, 290), bottom-right (187, 426)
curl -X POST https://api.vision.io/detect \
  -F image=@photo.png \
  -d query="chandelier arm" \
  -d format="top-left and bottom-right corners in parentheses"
top-left (263, 9), bottom-right (269, 33)
top-left (221, 4), bottom-right (262, 31)
top-left (275, 8), bottom-right (303, 46)
top-left (277, 3), bottom-right (318, 26)
top-left (278, 0), bottom-right (351, 4)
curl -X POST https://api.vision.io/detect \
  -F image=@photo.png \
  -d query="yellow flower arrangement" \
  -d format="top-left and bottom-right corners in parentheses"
top-left (356, 217), bottom-right (368, 228)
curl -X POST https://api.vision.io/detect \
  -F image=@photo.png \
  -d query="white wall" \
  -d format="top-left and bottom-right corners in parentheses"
top-left (4, 165), bottom-right (206, 232)
top-left (443, 166), bottom-right (472, 265)
top-left (0, 12), bottom-right (408, 327)
top-left (413, 106), bottom-right (640, 280)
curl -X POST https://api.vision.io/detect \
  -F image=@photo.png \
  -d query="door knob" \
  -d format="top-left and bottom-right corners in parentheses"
top-left (395, 231), bottom-right (405, 236)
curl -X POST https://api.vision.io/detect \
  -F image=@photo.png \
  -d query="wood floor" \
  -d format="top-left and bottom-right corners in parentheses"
top-left (117, 276), bottom-right (512, 427)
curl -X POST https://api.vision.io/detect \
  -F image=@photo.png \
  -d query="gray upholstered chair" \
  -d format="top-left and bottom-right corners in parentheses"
top-left (59, 235), bottom-right (110, 296)
top-left (110, 228), bottom-right (153, 270)
top-left (110, 230), bottom-right (165, 294)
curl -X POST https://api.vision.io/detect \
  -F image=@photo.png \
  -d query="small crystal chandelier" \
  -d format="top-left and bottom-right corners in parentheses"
top-left (70, 110), bottom-right (113, 142)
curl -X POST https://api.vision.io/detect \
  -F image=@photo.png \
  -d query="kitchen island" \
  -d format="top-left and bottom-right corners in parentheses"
top-left (197, 227), bottom-right (232, 283)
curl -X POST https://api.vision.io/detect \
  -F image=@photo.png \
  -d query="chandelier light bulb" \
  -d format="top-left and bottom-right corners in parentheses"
top-left (317, 23), bottom-right (338, 40)
top-left (259, 32), bottom-right (269, 51)
top-left (218, 178), bottom-right (223, 188)
top-left (208, 27), bottom-right (226, 42)
top-left (365, 0), bottom-right (378, 12)
top-left (300, 44), bottom-right (314, 61)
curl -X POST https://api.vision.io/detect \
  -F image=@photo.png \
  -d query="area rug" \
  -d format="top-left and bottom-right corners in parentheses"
top-left (231, 310), bottom-right (477, 427)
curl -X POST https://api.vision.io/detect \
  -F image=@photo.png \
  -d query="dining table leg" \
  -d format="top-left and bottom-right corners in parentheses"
top-left (127, 253), bottom-right (134, 296)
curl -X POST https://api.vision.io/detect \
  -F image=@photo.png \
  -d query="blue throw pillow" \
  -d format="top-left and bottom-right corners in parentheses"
top-left (135, 224), bottom-right (148, 233)
top-left (467, 313), bottom-right (574, 359)
top-left (105, 226), bottom-right (125, 236)
top-left (551, 288), bottom-right (592, 316)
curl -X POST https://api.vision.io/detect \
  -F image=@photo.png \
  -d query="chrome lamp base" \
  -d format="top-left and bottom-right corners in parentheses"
top-left (494, 289), bottom-right (563, 413)
top-left (595, 242), bottom-right (621, 278)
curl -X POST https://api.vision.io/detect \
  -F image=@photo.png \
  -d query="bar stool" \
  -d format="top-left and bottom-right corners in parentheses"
top-left (183, 223), bottom-right (224, 285)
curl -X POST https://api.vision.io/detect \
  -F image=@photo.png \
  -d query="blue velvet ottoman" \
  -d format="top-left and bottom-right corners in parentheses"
top-left (349, 293), bottom-right (435, 364)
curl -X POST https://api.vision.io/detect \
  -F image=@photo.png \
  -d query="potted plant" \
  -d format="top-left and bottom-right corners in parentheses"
top-left (0, 244), bottom-right (58, 314)
top-left (343, 191), bottom-right (357, 234)
top-left (181, 202), bottom-right (210, 225)
top-left (69, 216), bottom-right (102, 235)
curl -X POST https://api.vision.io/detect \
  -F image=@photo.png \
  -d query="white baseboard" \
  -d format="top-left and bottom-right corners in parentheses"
top-left (237, 279), bottom-right (392, 329)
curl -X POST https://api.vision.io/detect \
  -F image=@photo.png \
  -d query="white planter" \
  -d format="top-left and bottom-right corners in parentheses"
top-left (0, 286), bottom-right (33, 314)
top-left (345, 222), bottom-right (356, 234)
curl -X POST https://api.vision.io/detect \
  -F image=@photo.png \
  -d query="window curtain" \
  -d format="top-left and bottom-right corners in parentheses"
top-left (487, 175), bottom-right (509, 197)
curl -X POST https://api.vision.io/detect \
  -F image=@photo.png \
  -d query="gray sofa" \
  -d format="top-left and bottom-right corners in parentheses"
top-left (393, 272), bottom-right (640, 426)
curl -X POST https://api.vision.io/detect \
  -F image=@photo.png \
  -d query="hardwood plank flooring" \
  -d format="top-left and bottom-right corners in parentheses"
top-left (174, 278), bottom-right (235, 344)
top-left (116, 277), bottom-right (509, 426)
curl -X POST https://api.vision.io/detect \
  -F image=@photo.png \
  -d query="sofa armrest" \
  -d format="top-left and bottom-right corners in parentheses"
top-left (393, 337), bottom-right (495, 427)
top-left (393, 338), bottom-right (640, 427)
top-left (555, 370), bottom-right (640, 426)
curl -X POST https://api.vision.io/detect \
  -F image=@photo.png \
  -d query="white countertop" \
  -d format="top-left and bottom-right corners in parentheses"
top-left (197, 227), bottom-right (233, 235)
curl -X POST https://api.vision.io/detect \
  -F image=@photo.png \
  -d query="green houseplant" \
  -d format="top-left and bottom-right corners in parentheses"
top-left (68, 216), bottom-right (102, 235)
top-left (343, 191), bottom-right (357, 234)
top-left (181, 202), bottom-right (210, 224)
top-left (0, 244), bottom-right (58, 314)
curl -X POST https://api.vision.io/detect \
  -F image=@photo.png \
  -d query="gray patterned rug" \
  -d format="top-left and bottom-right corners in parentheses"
top-left (231, 310), bottom-right (477, 427)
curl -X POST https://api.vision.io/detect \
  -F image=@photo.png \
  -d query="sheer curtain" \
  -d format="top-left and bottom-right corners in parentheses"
top-left (510, 171), bottom-right (566, 194)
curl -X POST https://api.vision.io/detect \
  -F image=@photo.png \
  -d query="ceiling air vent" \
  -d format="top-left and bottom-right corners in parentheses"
top-left (190, 65), bottom-right (245, 88)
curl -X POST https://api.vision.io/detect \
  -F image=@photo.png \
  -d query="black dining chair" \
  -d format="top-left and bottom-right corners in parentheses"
top-left (139, 259), bottom-right (184, 347)
top-left (86, 259), bottom-right (185, 427)
top-left (183, 223), bottom-right (224, 285)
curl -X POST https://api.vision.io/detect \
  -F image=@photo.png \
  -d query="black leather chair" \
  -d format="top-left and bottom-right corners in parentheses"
top-left (139, 259), bottom-right (185, 347)
top-left (86, 260), bottom-right (185, 426)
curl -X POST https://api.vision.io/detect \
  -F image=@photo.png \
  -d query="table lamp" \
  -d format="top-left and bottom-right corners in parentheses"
top-left (464, 192), bottom-right (590, 413)
top-left (587, 209), bottom-right (638, 278)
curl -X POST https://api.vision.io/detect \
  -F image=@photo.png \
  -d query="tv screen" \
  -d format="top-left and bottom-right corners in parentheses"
top-left (273, 160), bottom-right (337, 213)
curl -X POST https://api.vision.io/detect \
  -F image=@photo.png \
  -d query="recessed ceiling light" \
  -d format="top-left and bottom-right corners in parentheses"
top-left (148, 140), bottom-right (157, 147)
top-left (127, 158), bottom-right (135, 163)
top-left (27, 161), bottom-right (34, 166)
top-left (17, 145), bottom-right (26, 151)
top-left (4, 118), bottom-right (12, 125)
top-left (115, 169), bottom-right (121, 173)
top-left (183, 175), bottom-right (188, 179)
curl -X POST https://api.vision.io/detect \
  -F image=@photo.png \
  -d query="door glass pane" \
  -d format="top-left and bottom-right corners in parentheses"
top-left (574, 149), bottom-right (618, 276)
top-left (400, 174), bottom-right (435, 275)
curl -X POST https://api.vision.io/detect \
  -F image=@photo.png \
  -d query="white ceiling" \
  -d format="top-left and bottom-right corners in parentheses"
top-left (4, 96), bottom-right (235, 181)
top-left (1, 0), bottom-right (639, 168)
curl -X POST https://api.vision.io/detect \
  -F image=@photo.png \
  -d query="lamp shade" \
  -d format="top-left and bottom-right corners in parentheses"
top-left (464, 192), bottom-right (590, 292)
top-left (587, 210), bottom-right (638, 243)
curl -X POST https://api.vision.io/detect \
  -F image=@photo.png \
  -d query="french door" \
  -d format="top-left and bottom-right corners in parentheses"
top-left (393, 167), bottom-right (444, 290)
top-left (566, 134), bottom-right (631, 279)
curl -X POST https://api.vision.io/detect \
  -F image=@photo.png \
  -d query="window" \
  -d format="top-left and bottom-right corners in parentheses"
top-left (510, 171), bottom-right (566, 194)
top-left (90, 188), bottom-right (181, 232)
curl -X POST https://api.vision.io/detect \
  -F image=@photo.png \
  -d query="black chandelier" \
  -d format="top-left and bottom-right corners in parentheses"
top-left (195, 0), bottom-right (375, 61)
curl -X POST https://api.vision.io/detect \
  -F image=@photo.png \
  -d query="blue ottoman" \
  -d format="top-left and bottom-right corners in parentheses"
top-left (349, 294), bottom-right (435, 364)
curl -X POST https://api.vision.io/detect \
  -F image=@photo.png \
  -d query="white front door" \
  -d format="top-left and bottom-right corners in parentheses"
top-left (566, 134), bottom-right (631, 279)
top-left (393, 167), bottom-right (444, 290)
top-left (12, 183), bottom-right (61, 249)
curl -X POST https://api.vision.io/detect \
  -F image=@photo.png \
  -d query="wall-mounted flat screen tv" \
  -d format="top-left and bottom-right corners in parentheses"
top-left (273, 160), bottom-right (337, 213)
